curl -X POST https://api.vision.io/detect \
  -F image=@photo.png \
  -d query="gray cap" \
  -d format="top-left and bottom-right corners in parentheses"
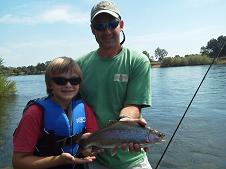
top-left (91, 1), bottom-right (121, 21)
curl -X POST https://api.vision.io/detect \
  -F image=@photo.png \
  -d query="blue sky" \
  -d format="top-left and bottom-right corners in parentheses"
top-left (1, 0), bottom-right (226, 67)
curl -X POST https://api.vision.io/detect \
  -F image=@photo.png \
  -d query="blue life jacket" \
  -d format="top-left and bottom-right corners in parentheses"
top-left (25, 97), bottom-right (86, 157)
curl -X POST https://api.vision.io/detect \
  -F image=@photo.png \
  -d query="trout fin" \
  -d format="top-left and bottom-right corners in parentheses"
top-left (111, 146), bottom-right (119, 156)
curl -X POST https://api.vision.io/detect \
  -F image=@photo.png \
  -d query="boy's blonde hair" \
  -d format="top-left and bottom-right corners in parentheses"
top-left (45, 56), bottom-right (82, 95)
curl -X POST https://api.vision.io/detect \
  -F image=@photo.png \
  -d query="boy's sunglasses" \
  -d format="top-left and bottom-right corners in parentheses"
top-left (92, 19), bottom-right (120, 31)
top-left (52, 77), bottom-right (81, 86)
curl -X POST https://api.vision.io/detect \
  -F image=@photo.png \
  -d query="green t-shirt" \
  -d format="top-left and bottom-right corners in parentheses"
top-left (77, 48), bottom-right (151, 169)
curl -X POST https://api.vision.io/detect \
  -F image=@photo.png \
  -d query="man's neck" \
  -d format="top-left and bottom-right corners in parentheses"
top-left (98, 45), bottom-right (122, 58)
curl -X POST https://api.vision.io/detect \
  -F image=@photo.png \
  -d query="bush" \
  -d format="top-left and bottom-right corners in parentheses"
top-left (0, 75), bottom-right (16, 96)
top-left (161, 55), bottom-right (212, 67)
top-left (0, 58), bottom-right (16, 96)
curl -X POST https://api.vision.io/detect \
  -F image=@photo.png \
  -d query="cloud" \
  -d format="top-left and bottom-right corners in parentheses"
top-left (0, 14), bottom-right (34, 24)
top-left (4, 39), bottom-right (72, 49)
top-left (0, 5), bottom-right (89, 24)
top-left (0, 38), bottom-right (96, 67)
top-left (40, 5), bottom-right (88, 24)
top-left (0, 46), bottom-right (11, 55)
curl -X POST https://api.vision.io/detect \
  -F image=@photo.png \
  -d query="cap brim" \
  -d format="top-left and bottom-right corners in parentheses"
top-left (91, 10), bottom-right (119, 21)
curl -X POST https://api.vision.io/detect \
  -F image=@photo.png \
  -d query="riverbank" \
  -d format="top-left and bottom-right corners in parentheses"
top-left (150, 56), bottom-right (226, 68)
top-left (151, 61), bottom-right (161, 68)
top-left (2, 56), bottom-right (225, 76)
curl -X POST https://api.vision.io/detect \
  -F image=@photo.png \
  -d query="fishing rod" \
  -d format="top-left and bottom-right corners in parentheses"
top-left (154, 40), bottom-right (226, 169)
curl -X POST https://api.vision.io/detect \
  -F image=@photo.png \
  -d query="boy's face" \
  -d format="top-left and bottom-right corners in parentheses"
top-left (50, 71), bottom-right (80, 106)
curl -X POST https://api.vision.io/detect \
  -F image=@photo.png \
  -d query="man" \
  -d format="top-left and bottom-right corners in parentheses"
top-left (77, 1), bottom-right (152, 169)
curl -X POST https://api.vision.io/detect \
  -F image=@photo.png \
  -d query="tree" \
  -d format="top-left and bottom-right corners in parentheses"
top-left (27, 65), bottom-right (36, 74)
top-left (142, 50), bottom-right (149, 57)
top-left (36, 63), bottom-right (46, 73)
top-left (155, 47), bottom-right (168, 61)
top-left (200, 35), bottom-right (226, 58)
top-left (142, 50), bottom-right (153, 62)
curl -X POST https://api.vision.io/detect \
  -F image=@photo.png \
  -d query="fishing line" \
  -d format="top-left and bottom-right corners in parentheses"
top-left (154, 40), bottom-right (226, 169)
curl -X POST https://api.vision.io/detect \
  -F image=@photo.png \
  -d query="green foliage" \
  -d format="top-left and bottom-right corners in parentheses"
top-left (0, 57), bottom-right (16, 96)
top-left (142, 50), bottom-right (153, 62)
top-left (201, 35), bottom-right (226, 57)
top-left (2, 62), bottom-right (48, 76)
top-left (161, 55), bottom-right (212, 67)
top-left (0, 75), bottom-right (16, 96)
top-left (155, 47), bottom-right (168, 61)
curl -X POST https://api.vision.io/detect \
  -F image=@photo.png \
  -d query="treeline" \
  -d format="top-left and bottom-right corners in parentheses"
top-left (1, 62), bottom-right (49, 76)
top-left (1, 35), bottom-right (226, 76)
top-left (161, 54), bottom-right (212, 67)
top-left (143, 35), bottom-right (226, 67)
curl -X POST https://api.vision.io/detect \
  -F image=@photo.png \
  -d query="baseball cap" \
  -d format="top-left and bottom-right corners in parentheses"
top-left (91, 1), bottom-right (121, 22)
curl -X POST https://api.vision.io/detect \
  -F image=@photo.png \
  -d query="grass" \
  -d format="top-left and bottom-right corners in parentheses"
top-left (0, 75), bottom-right (16, 97)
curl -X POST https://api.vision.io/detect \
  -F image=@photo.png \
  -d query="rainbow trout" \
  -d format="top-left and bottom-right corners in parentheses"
top-left (79, 121), bottom-right (165, 151)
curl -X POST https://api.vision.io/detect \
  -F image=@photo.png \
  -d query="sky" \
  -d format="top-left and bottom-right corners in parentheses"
top-left (0, 0), bottom-right (226, 67)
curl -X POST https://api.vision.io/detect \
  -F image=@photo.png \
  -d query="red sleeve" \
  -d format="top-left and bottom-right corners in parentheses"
top-left (13, 105), bottom-right (43, 153)
top-left (84, 103), bottom-right (99, 133)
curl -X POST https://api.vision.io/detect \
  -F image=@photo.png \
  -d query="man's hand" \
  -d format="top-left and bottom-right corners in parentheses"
top-left (119, 117), bottom-right (149, 152)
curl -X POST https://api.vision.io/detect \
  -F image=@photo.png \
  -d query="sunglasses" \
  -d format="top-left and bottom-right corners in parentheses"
top-left (92, 19), bottom-right (120, 31)
top-left (52, 77), bottom-right (81, 86)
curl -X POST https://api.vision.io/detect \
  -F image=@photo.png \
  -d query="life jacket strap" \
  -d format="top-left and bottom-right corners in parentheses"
top-left (56, 134), bottom-right (82, 147)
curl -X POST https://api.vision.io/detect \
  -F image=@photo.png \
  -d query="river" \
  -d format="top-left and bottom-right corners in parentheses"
top-left (0, 65), bottom-right (225, 169)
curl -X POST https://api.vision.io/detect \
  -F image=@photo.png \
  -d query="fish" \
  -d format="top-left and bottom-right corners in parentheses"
top-left (78, 121), bottom-right (165, 155)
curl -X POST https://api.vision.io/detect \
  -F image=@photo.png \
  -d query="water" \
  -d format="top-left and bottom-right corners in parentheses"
top-left (144, 65), bottom-right (226, 169)
top-left (0, 75), bottom-right (45, 169)
top-left (0, 65), bottom-right (225, 169)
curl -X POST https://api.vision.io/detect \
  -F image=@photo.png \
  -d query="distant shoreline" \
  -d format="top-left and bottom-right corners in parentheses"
top-left (150, 57), bottom-right (226, 68)
top-left (4, 57), bottom-right (226, 76)
top-left (151, 62), bottom-right (161, 68)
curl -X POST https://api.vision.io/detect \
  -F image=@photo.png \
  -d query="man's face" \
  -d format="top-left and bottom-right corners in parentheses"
top-left (91, 13), bottom-right (123, 49)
